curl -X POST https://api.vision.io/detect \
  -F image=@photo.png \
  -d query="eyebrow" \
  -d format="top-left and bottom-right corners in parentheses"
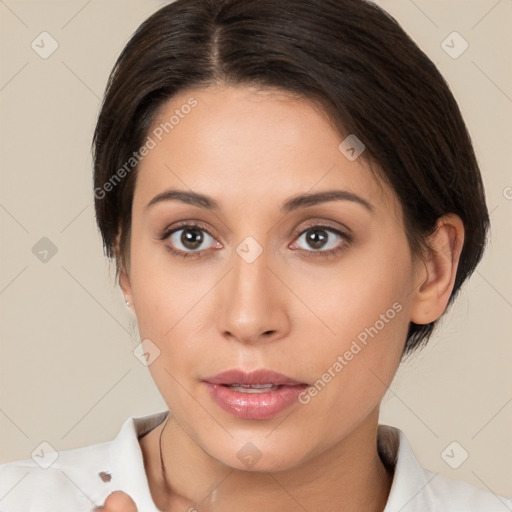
top-left (146, 190), bottom-right (221, 211)
top-left (281, 190), bottom-right (373, 213)
top-left (146, 189), bottom-right (373, 213)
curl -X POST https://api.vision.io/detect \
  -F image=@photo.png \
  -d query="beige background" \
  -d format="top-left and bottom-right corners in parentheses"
top-left (1, 0), bottom-right (511, 499)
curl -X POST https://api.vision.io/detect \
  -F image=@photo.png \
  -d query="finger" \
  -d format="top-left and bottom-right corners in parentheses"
top-left (99, 490), bottom-right (138, 512)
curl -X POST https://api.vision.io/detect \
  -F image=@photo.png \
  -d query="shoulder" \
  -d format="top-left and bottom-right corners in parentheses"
top-left (379, 424), bottom-right (512, 512)
top-left (424, 468), bottom-right (512, 511)
top-left (0, 437), bottom-right (113, 511)
top-left (0, 411), bottom-right (169, 512)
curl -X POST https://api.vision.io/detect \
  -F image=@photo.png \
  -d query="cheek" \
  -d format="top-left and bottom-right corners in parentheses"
top-left (288, 245), bottom-right (412, 406)
top-left (128, 243), bottom-right (222, 397)
top-left (129, 241), bottom-right (207, 337)
top-left (290, 242), bottom-right (413, 349)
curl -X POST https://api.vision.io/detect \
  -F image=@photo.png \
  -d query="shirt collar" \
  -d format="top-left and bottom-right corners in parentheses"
top-left (379, 424), bottom-right (438, 511)
top-left (110, 411), bottom-right (433, 511)
top-left (108, 410), bottom-right (170, 511)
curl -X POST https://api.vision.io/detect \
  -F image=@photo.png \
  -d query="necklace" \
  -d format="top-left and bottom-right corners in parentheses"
top-left (158, 415), bottom-right (173, 496)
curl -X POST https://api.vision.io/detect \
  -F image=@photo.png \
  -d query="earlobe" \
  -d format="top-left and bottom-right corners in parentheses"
top-left (114, 232), bottom-right (133, 309)
top-left (119, 266), bottom-right (136, 314)
top-left (410, 214), bottom-right (465, 325)
top-left (119, 267), bottom-right (133, 306)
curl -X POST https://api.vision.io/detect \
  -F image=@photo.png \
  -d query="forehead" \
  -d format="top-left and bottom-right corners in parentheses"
top-left (133, 84), bottom-right (396, 215)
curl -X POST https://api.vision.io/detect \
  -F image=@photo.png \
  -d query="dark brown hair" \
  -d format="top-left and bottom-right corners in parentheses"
top-left (92, 0), bottom-right (489, 356)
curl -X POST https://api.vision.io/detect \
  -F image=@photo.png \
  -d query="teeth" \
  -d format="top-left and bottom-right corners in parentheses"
top-left (228, 383), bottom-right (279, 393)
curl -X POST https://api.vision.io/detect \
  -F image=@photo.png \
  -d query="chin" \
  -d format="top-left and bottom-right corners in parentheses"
top-left (205, 437), bottom-right (312, 474)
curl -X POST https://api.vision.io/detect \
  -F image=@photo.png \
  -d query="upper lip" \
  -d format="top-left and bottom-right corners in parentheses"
top-left (203, 369), bottom-right (306, 386)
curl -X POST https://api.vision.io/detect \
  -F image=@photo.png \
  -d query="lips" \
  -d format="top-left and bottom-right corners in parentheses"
top-left (203, 369), bottom-right (308, 420)
top-left (203, 369), bottom-right (306, 387)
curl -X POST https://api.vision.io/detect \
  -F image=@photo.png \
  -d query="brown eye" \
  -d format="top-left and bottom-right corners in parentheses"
top-left (168, 226), bottom-right (216, 252)
top-left (289, 222), bottom-right (353, 260)
top-left (296, 227), bottom-right (344, 252)
top-left (160, 223), bottom-right (221, 259)
top-left (175, 227), bottom-right (206, 251)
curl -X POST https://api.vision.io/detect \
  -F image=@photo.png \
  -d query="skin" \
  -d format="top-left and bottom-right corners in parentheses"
top-left (99, 84), bottom-right (464, 511)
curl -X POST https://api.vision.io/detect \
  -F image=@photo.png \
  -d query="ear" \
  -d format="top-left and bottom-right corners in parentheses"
top-left (410, 214), bottom-right (465, 325)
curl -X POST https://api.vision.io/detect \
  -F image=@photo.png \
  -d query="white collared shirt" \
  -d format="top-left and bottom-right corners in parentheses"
top-left (1, 410), bottom-right (510, 511)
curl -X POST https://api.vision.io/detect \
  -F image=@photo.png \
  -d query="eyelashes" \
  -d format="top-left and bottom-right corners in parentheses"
top-left (158, 221), bottom-right (353, 260)
top-left (159, 223), bottom-right (218, 260)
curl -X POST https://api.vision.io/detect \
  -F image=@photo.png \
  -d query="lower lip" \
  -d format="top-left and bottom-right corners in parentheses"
top-left (204, 383), bottom-right (308, 420)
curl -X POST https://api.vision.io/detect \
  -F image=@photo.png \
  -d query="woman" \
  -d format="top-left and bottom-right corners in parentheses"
top-left (0, 0), bottom-right (510, 510)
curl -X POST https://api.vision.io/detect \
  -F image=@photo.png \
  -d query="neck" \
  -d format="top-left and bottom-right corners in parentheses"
top-left (141, 409), bottom-right (393, 512)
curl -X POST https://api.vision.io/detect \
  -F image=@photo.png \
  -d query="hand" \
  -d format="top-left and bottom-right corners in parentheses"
top-left (94, 490), bottom-right (138, 512)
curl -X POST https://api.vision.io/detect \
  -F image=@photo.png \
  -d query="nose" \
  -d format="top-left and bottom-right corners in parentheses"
top-left (217, 244), bottom-right (291, 345)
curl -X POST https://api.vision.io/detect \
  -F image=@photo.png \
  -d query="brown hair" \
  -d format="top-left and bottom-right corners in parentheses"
top-left (93, 0), bottom-right (489, 356)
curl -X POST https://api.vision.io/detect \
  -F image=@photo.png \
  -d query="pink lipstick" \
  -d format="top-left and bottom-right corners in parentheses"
top-left (203, 369), bottom-right (308, 420)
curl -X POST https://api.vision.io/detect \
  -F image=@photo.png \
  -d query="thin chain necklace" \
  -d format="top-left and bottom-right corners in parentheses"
top-left (158, 416), bottom-right (173, 496)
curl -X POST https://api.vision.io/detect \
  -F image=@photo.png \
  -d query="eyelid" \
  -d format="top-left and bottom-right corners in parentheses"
top-left (292, 218), bottom-right (352, 239)
top-left (289, 219), bottom-right (351, 254)
top-left (158, 221), bottom-right (222, 260)
top-left (158, 220), bottom-right (219, 241)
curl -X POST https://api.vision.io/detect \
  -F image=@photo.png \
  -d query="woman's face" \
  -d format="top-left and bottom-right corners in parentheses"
top-left (122, 84), bottom-right (422, 471)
